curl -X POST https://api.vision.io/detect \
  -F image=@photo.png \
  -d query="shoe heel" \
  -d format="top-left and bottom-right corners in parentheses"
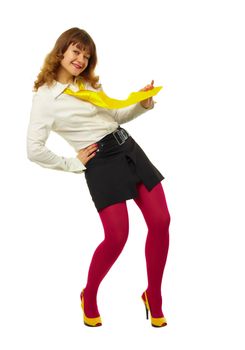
top-left (80, 289), bottom-right (102, 327)
top-left (145, 304), bottom-right (149, 320)
top-left (141, 291), bottom-right (167, 328)
top-left (142, 292), bottom-right (149, 320)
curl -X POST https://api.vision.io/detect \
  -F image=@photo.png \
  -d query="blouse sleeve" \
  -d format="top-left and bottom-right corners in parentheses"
top-left (111, 101), bottom-right (155, 125)
top-left (26, 93), bottom-right (86, 173)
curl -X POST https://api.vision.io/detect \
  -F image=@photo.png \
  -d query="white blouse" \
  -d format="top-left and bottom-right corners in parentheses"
top-left (26, 80), bottom-right (154, 174)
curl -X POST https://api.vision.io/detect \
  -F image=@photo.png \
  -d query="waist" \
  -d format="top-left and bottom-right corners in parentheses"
top-left (96, 126), bottom-right (131, 151)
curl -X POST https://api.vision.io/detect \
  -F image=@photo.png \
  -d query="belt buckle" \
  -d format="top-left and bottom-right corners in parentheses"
top-left (113, 128), bottom-right (129, 145)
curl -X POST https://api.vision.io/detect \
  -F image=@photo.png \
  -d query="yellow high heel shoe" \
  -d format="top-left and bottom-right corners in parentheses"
top-left (80, 289), bottom-right (102, 327)
top-left (142, 291), bottom-right (167, 327)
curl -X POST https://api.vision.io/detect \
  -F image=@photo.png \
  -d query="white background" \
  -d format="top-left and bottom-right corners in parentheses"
top-left (0, 0), bottom-right (244, 349)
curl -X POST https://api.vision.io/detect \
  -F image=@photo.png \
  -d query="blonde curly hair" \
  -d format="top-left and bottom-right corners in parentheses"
top-left (33, 27), bottom-right (101, 91)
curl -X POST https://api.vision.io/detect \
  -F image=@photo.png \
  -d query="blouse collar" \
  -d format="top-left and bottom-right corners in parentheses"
top-left (50, 80), bottom-right (80, 99)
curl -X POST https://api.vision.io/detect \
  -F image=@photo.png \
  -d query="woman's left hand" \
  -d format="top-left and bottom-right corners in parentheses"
top-left (139, 80), bottom-right (155, 109)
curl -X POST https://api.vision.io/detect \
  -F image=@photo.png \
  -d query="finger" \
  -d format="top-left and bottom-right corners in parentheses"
top-left (90, 145), bottom-right (98, 151)
top-left (83, 145), bottom-right (98, 154)
top-left (88, 152), bottom-right (96, 159)
top-left (87, 143), bottom-right (98, 150)
top-left (88, 146), bottom-right (98, 154)
top-left (151, 80), bottom-right (154, 86)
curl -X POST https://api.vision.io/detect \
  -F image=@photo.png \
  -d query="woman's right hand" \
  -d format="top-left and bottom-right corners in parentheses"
top-left (76, 143), bottom-right (98, 166)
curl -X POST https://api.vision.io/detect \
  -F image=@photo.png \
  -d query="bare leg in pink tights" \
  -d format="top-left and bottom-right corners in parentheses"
top-left (83, 182), bottom-right (170, 318)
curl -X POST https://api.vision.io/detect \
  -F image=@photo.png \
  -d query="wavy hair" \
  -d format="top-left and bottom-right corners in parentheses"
top-left (33, 27), bottom-right (101, 91)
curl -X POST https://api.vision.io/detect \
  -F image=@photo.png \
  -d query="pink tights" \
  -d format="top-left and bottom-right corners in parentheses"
top-left (83, 182), bottom-right (170, 318)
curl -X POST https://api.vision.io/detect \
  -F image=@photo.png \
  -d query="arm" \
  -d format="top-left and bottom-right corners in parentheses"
top-left (111, 101), bottom-right (155, 125)
top-left (26, 93), bottom-right (86, 173)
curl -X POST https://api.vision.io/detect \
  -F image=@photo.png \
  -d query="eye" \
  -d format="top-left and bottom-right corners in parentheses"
top-left (73, 50), bottom-right (80, 54)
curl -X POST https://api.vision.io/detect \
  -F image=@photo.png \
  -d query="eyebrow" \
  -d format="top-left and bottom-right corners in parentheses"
top-left (73, 44), bottom-right (91, 57)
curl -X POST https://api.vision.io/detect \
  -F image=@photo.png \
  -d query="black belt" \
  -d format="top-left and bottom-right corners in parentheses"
top-left (97, 127), bottom-right (131, 151)
top-left (112, 127), bottom-right (130, 145)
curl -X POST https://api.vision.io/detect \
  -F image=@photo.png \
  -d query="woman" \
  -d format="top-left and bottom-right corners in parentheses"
top-left (27, 27), bottom-right (170, 327)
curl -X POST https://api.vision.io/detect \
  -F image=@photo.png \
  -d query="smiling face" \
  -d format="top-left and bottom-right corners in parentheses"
top-left (57, 43), bottom-right (91, 84)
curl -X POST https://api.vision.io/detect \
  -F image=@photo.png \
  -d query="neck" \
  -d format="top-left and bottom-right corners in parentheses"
top-left (56, 68), bottom-right (74, 84)
top-left (56, 77), bottom-right (74, 84)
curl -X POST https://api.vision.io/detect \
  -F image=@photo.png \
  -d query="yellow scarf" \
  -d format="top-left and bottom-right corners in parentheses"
top-left (63, 81), bottom-right (163, 109)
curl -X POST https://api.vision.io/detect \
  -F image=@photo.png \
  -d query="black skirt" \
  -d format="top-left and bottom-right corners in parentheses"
top-left (84, 127), bottom-right (165, 212)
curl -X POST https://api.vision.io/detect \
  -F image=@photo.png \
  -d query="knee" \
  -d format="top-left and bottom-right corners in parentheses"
top-left (148, 210), bottom-right (171, 234)
top-left (164, 210), bottom-right (171, 229)
top-left (106, 227), bottom-right (129, 252)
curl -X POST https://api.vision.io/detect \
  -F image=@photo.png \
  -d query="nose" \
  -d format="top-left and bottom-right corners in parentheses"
top-left (77, 54), bottom-right (87, 66)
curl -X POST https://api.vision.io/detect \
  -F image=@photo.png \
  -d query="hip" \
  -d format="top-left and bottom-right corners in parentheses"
top-left (84, 127), bottom-right (139, 168)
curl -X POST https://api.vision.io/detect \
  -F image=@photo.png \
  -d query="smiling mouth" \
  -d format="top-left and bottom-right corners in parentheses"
top-left (72, 63), bottom-right (82, 70)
